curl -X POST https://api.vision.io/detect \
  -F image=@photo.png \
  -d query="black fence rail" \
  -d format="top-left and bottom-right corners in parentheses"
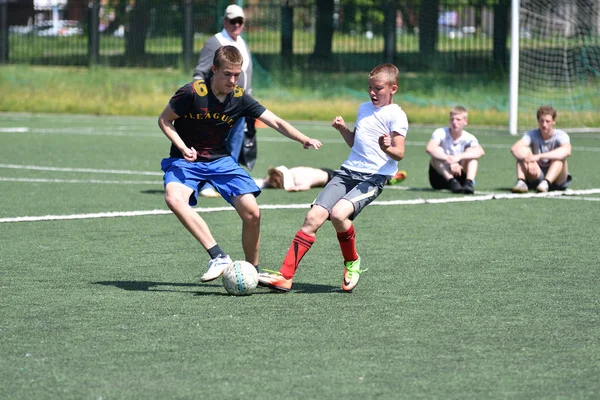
top-left (1, 0), bottom-right (599, 75)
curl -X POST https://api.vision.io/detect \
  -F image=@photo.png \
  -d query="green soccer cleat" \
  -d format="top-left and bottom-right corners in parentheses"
top-left (342, 256), bottom-right (366, 292)
top-left (387, 170), bottom-right (407, 185)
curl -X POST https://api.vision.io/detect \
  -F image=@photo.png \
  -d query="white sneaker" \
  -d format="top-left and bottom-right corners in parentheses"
top-left (200, 187), bottom-right (220, 198)
top-left (200, 255), bottom-right (232, 282)
top-left (536, 180), bottom-right (549, 193)
top-left (512, 180), bottom-right (528, 193)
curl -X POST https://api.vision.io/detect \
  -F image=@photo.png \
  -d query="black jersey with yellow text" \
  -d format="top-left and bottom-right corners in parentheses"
top-left (168, 78), bottom-right (266, 162)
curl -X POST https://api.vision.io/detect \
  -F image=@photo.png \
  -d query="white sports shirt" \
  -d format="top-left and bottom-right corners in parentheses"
top-left (430, 127), bottom-right (479, 156)
top-left (342, 102), bottom-right (408, 177)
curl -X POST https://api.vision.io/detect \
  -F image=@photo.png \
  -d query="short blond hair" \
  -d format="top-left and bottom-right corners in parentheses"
top-left (450, 106), bottom-right (468, 118)
top-left (369, 63), bottom-right (399, 86)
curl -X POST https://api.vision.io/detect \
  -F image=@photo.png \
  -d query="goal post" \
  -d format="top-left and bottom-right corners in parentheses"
top-left (510, 0), bottom-right (600, 134)
top-left (509, 0), bottom-right (520, 135)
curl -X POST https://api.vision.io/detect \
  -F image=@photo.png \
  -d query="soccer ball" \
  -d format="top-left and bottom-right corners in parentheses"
top-left (222, 260), bottom-right (259, 296)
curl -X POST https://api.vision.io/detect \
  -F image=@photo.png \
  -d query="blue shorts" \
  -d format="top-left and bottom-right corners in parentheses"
top-left (161, 157), bottom-right (260, 206)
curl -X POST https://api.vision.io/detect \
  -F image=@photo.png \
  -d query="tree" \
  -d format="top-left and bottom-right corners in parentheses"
top-left (419, 0), bottom-right (440, 58)
top-left (493, 0), bottom-right (508, 69)
top-left (576, 0), bottom-right (596, 35)
top-left (102, 0), bottom-right (128, 37)
top-left (125, 0), bottom-right (151, 64)
top-left (311, 0), bottom-right (335, 66)
top-left (281, 0), bottom-right (294, 63)
top-left (382, 0), bottom-right (397, 64)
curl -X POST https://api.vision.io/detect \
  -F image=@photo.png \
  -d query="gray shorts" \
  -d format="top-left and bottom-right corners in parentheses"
top-left (313, 167), bottom-right (387, 220)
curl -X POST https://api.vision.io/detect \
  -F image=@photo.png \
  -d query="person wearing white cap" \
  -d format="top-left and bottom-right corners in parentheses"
top-left (193, 4), bottom-right (255, 197)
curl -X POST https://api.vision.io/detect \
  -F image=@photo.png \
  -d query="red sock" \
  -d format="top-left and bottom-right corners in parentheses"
top-left (279, 230), bottom-right (315, 279)
top-left (337, 225), bottom-right (358, 263)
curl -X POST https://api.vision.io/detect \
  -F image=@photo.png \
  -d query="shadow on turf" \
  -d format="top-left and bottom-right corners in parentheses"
top-left (141, 189), bottom-right (164, 195)
top-left (93, 280), bottom-right (337, 295)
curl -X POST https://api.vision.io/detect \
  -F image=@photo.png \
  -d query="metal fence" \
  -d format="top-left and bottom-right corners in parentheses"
top-left (1, 0), bottom-right (599, 75)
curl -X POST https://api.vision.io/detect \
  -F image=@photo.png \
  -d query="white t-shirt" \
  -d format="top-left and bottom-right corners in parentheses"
top-left (522, 128), bottom-right (570, 168)
top-left (342, 102), bottom-right (408, 177)
top-left (430, 127), bottom-right (479, 155)
top-left (215, 30), bottom-right (250, 90)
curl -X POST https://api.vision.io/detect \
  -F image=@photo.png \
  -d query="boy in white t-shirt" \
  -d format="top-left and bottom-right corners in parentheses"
top-left (258, 64), bottom-right (408, 292)
top-left (425, 106), bottom-right (485, 194)
top-left (510, 106), bottom-right (572, 193)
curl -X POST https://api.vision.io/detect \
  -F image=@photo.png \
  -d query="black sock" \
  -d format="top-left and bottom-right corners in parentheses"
top-left (207, 244), bottom-right (226, 259)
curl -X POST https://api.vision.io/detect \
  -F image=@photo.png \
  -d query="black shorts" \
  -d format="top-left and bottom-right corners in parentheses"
top-left (320, 168), bottom-right (335, 183)
top-left (527, 173), bottom-right (572, 191)
top-left (428, 164), bottom-right (466, 190)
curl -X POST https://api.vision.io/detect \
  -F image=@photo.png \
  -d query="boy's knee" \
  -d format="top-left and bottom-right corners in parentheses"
top-left (330, 208), bottom-right (350, 225)
top-left (241, 207), bottom-right (261, 224)
top-left (164, 191), bottom-right (187, 210)
top-left (303, 207), bottom-right (328, 231)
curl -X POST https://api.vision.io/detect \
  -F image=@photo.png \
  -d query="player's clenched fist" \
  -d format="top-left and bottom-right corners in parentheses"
top-left (379, 133), bottom-right (392, 149)
top-left (331, 116), bottom-right (346, 130)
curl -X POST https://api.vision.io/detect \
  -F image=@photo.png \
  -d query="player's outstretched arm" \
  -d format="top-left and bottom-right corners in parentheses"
top-left (258, 110), bottom-right (322, 150)
top-left (158, 104), bottom-right (197, 161)
top-left (331, 116), bottom-right (355, 147)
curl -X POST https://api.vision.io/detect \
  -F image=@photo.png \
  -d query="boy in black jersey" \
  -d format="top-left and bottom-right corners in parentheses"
top-left (158, 46), bottom-right (322, 282)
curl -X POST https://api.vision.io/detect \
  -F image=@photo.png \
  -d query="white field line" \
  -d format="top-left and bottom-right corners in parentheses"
top-left (4, 127), bottom-right (600, 151)
top-left (383, 185), bottom-right (494, 195)
top-left (0, 127), bottom-right (29, 133)
top-left (550, 196), bottom-right (600, 201)
top-left (0, 177), bottom-right (160, 185)
top-left (2, 188), bottom-right (600, 224)
top-left (0, 164), bottom-right (163, 176)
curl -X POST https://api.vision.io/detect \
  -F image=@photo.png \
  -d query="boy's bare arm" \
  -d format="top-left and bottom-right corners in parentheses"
top-left (425, 138), bottom-right (449, 161)
top-left (379, 133), bottom-right (405, 161)
top-left (258, 109), bottom-right (322, 150)
top-left (456, 144), bottom-right (485, 161)
top-left (510, 139), bottom-right (532, 160)
top-left (332, 116), bottom-right (355, 147)
top-left (525, 143), bottom-right (572, 162)
top-left (158, 104), bottom-right (197, 161)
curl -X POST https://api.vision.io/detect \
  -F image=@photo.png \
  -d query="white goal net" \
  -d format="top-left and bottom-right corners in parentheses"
top-left (518, 0), bottom-right (600, 130)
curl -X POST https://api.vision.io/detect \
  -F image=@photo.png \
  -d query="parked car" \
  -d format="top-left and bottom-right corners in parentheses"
top-left (9, 20), bottom-right (83, 37)
top-left (34, 20), bottom-right (83, 37)
top-left (440, 25), bottom-right (476, 39)
top-left (9, 25), bottom-right (35, 35)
